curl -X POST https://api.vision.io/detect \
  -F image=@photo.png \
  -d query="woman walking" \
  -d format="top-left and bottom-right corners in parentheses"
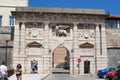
top-left (15, 64), bottom-right (22, 80)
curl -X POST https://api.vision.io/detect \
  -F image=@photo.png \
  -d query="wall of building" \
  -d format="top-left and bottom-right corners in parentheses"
top-left (0, 0), bottom-right (29, 26)
top-left (106, 29), bottom-right (120, 68)
top-left (0, 26), bottom-right (13, 69)
top-left (0, 0), bottom-right (29, 7)
top-left (0, 7), bottom-right (15, 26)
top-left (0, 0), bottom-right (29, 69)
top-left (107, 47), bottom-right (120, 68)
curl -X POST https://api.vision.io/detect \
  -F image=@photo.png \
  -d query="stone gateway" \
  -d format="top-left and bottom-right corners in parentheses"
top-left (12, 7), bottom-right (108, 75)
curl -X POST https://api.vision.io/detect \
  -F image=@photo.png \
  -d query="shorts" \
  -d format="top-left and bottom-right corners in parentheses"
top-left (16, 73), bottom-right (22, 76)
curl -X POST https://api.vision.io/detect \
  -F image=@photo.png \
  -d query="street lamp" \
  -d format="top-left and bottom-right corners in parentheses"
top-left (6, 40), bottom-right (10, 66)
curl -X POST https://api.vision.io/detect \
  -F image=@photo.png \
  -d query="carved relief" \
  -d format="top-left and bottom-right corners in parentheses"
top-left (79, 42), bottom-right (94, 48)
top-left (79, 30), bottom-right (95, 39)
top-left (27, 41), bottom-right (42, 48)
top-left (52, 24), bottom-right (70, 37)
top-left (26, 28), bottom-right (44, 39)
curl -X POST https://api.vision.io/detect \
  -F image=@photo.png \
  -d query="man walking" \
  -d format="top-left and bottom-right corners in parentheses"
top-left (0, 61), bottom-right (8, 80)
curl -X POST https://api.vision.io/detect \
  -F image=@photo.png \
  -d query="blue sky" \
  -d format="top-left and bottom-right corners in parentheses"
top-left (30, 0), bottom-right (120, 15)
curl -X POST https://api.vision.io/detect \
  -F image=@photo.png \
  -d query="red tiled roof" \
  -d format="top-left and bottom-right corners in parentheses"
top-left (107, 15), bottom-right (120, 20)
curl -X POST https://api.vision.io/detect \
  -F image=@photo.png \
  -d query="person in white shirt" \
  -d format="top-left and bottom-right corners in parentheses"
top-left (0, 61), bottom-right (8, 80)
top-left (0, 69), bottom-right (2, 80)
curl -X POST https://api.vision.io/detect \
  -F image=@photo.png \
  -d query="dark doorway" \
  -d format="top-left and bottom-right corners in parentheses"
top-left (84, 60), bottom-right (90, 73)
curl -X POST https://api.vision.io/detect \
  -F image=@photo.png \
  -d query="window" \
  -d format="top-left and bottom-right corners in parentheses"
top-left (0, 16), bottom-right (2, 26)
top-left (9, 16), bottom-right (14, 26)
top-left (106, 20), bottom-right (117, 28)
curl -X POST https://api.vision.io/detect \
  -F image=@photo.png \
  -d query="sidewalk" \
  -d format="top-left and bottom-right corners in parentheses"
top-left (8, 74), bottom-right (48, 80)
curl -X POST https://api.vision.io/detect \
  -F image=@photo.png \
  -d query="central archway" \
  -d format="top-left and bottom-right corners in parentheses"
top-left (52, 46), bottom-right (70, 73)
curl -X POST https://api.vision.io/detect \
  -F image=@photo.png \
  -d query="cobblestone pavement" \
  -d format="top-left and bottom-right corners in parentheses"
top-left (8, 74), bottom-right (48, 80)
top-left (43, 74), bottom-right (105, 80)
top-left (8, 74), bottom-right (106, 80)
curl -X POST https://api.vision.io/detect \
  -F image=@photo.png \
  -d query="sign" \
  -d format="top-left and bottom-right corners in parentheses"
top-left (77, 58), bottom-right (81, 63)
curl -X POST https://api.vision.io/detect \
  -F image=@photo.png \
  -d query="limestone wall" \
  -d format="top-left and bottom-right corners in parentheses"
top-left (107, 48), bottom-right (120, 68)
top-left (106, 29), bottom-right (120, 46)
top-left (106, 29), bottom-right (120, 68)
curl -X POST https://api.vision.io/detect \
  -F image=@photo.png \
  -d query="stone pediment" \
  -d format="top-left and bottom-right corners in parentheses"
top-left (27, 41), bottom-right (42, 48)
top-left (79, 42), bottom-right (94, 48)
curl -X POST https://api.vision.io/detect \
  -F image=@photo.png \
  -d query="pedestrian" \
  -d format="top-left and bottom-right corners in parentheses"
top-left (31, 60), bottom-right (35, 74)
top-left (0, 69), bottom-right (2, 80)
top-left (15, 64), bottom-right (22, 80)
top-left (0, 61), bottom-right (8, 80)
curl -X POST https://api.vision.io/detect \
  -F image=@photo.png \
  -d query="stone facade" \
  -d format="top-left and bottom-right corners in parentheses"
top-left (12, 7), bottom-right (108, 75)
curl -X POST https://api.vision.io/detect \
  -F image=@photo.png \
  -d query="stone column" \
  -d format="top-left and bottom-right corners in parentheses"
top-left (20, 23), bottom-right (26, 56)
top-left (13, 22), bottom-right (20, 68)
top-left (72, 23), bottom-right (79, 74)
top-left (95, 23), bottom-right (108, 71)
top-left (19, 23), bottom-right (26, 73)
top-left (117, 20), bottom-right (120, 29)
top-left (101, 24), bottom-right (107, 67)
top-left (101, 24), bottom-right (107, 56)
top-left (95, 24), bottom-right (101, 71)
top-left (43, 22), bottom-right (50, 74)
top-left (95, 24), bottom-right (100, 55)
top-left (13, 22), bottom-right (20, 56)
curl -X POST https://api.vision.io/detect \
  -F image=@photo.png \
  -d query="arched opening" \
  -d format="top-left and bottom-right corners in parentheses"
top-left (52, 46), bottom-right (70, 73)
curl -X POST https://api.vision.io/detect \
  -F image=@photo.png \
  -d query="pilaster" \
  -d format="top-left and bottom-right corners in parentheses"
top-left (13, 22), bottom-right (20, 69)
top-left (72, 23), bottom-right (79, 74)
top-left (95, 24), bottom-right (101, 71)
top-left (95, 24), bottom-right (100, 56)
top-left (95, 24), bottom-right (108, 70)
top-left (44, 22), bottom-right (49, 54)
top-left (20, 23), bottom-right (26, 56)
top-left (13, 22), bottom-right (20, 56)
top-left (100, 24), bottom-right (108, 68)
top-left (101, 24), bottom-right (107, 56)
top-left (44, 22), bottom-right (50, 74)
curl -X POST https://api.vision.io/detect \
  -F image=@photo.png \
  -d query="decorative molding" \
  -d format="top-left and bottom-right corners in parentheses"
top-left (79, 42), bottom-right (94, 48)
top-left (27, 41), bottom-right (43, 48)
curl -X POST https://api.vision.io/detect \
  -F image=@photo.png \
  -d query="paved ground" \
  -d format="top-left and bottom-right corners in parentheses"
top-left (8, 74), bottom-right (106, 80)
top-left (8, 74), bottom-right (48, 80)
top-left (43, 74), bottom-right (105, 80)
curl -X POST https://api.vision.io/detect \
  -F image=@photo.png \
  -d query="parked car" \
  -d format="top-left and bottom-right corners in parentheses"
top-left (106, 70), bottom-right (115, 80)
top-left (113, 67), bottom-right (120, 80)
top-left (97, 68), bottom-right (116, 78)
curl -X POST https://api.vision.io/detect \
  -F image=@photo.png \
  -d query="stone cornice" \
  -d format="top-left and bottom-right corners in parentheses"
top-left (13, 7), bottom-right (105, 15)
